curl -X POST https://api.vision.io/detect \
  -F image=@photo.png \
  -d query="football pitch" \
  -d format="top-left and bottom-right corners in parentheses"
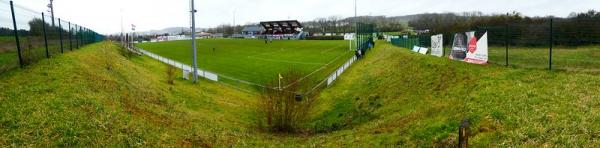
top-left (137, 39), bottom-right (354, 87)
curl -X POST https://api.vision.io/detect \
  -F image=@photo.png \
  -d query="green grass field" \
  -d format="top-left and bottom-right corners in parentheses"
top-left (487, 46), bottom-right (600, 72)
top-left (0, 35), bottom-right (83, 74)
top-left (137, 39), bottom-right (354, 87)
top-left (0, 36), bottom-right (13, 42)
top-left (0, 37), bottom-right (20, 73)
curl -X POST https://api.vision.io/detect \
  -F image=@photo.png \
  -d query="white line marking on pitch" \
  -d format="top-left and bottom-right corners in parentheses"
top-left (246, 56), bottom-right (327, 65)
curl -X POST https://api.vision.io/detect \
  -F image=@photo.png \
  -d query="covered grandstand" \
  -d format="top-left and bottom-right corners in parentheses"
top-left (259, 20), bottom-right (306, 39)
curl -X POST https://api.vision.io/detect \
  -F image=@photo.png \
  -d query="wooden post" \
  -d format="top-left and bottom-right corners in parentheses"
top-left (42, 12), bottom-right (49, 58)
top-left (458, 119), bottom-right (470, 148)
top-left (10, 1), bottom-right (24, 67)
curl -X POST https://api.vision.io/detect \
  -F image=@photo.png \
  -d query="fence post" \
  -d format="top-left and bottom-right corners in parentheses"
top-left (78, 27), bottom-right (82, 46)
top-left (77, 26), bottom-right (81, 47)
top-left (68, 22), bottom-right (72, 51)
top-left (81, 28), bottom-right (87, 45)
top-left (58, 18), bottom-right (64, 53)
top-left (42, 12), bottom-right (50, 58)
top-left (458, 119), bottom-right (470, 148)
top-left (79, 26), bottom-right (85, 47)
top-left (74, 25), bottom-right (78, 49)
top-left (505, 22), bottom-right (509, 67)
top-left (9, 1), bottom-right (23, 67)
top-left (77, 26), bottom-right (80, 48)
top-left (549, 18), bottom-right (553, 71)
top-left (86, 28), bottom-right (88, 44)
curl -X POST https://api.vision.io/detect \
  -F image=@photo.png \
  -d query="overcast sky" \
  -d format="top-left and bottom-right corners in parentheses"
top-left (2, 0), bottom-right (599, 34)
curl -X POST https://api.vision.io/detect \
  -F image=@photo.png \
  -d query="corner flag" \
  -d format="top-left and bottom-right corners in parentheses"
top-left (278, 73), bottom-right (283, 90)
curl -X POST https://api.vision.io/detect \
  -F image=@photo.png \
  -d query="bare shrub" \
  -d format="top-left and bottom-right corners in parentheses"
top-left (120, 46), bottom-right (134, 59)
top-left (257, 70), bottom-right (317, 133)
top-left (115, 42), bottom-right (136, 59)
top-left (166, 64), bottom-right (176, 85)
top-left (102, 44), bottom-right (113, 71)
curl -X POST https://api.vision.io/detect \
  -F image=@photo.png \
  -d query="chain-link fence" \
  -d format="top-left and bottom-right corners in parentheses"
top-left (0, 0), bottom-right (104, 74)
top-left (390, 35), bottom-right (430, 49)
top-left (391, 18), bottom-right (600, 72)
top-left (356, 23), bottom-right (375, 55)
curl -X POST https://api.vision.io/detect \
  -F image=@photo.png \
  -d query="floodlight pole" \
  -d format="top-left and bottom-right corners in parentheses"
top-left (191, 0), bottom-right (199, 83)
top-left (354, 0), bottom-right (358, 51)
top-left (233, 8), bottom-right (236, 30)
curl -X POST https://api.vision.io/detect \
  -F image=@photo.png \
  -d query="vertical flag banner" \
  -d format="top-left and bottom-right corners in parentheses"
top-left (464, 31), bottom-right (489, 64)
top-left (450, 33), bottom-right (468, 61)
top-left (431, 34), bottom-right (443, 57)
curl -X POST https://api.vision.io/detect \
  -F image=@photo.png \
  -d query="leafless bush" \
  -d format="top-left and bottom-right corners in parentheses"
top-left (102, 44), bottom-right (113, 71)
top-left (166, 64), bottom-right (176, 85)
top-left (257, 70), bottom-right (317, 133)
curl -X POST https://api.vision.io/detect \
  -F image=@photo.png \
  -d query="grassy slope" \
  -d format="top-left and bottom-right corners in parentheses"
top-left (0, 42), bottom-right (268, 147)
top-left (137, 39), bottom-right (353, 85)
top-left (1, 41), bottom-right (600, 147)
top-left (306, 41), bottom-right (600, 146)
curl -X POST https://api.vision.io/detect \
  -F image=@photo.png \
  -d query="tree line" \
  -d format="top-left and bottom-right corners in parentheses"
top-left (203, 15), bottom-right (410, 37)
top-left (302, 16), bottom-right (408, 35)
top-left (0, 18), bottom-right (72, 37)
top-left (408, 10), bottom-right (600, 46)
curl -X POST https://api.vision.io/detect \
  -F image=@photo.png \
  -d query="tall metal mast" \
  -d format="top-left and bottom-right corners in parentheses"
top-left (190, 0), bottom-right (199, 83)
top-left (354, 0), bottom-right (358, 51)
top-left (48, 0), bottom-right (55, 26)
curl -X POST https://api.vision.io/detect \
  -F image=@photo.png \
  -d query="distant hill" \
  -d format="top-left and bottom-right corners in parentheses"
top-left (388, 14), bottom-right (422, 23)
top-left (132, 27), bottom-right (208, 36)
top-left (128, 14), bottom-right (424, 36)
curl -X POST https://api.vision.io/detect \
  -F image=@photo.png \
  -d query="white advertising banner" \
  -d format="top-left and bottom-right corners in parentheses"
top-left (344, 33), bottom-right (355, 40)
top-left (419, 48), bottom-right (429, 55)
top-left (449, 31), bottom-right (488, 64)
top-left (464, 32), bottom-right (489, 64)
top-left (412, 46), bottom-right (421, 52)
top-left (431, 34), bottom-right (444, 57)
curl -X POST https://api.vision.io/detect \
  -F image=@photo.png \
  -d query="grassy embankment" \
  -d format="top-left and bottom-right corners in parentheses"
top-left (1, 41), bottom-right (599, 147)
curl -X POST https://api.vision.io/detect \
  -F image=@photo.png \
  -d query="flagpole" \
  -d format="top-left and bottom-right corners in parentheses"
top-left (131, 24), bottom-right (135, 47)
top-left (278, 73), bottom-right (282, 90)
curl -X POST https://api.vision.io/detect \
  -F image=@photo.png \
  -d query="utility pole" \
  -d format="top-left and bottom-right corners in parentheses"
top-left (48, 0), bottom-right (55, 26)
top-left (233, 9), bottom-right (236, 35)
top-left (233, 9), bottom-right (236, 27)
top-left (190, 0), bottom-right (199, 83)
top-left (120, 9), bottom-right (124, 46)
